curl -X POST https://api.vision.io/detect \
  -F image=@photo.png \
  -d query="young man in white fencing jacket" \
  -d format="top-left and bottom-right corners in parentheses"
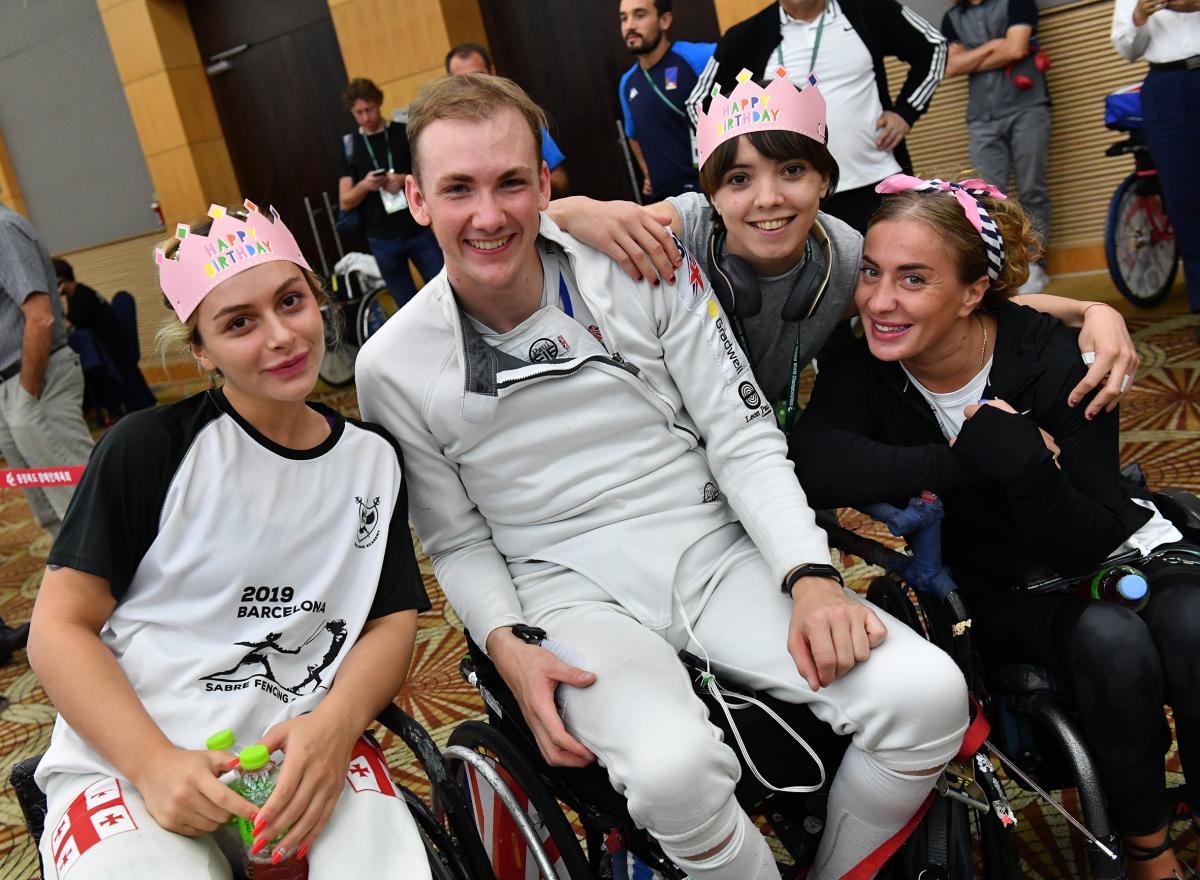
top-left (356, 72), bottom-right (968, 880)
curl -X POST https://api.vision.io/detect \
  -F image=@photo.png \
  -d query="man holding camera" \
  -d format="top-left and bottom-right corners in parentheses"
top-left (338, 77), bottom-right (443, 306)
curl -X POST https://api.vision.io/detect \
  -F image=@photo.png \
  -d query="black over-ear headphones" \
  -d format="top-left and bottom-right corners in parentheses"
top-left (706, 229), bottom-right (826, 322)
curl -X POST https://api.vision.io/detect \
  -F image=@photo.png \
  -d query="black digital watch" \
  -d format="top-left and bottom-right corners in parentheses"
top-left (783, 563), bottom-right (845, 597)
top-left (511, 624), bottom-right (548, 645)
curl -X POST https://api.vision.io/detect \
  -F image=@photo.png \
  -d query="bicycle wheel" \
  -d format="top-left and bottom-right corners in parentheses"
top-left (318, 302), bottom-right (358, 387)
top-left (358, 286), bottom-right (402, 342)
top-left (445, 720), bottom-right (591, 880)
top-left (1105, 171), bottom-right (1178, 308)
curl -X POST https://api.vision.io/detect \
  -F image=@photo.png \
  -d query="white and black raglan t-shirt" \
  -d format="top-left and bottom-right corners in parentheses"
top-left (36, 388), bottom-right (429, 789)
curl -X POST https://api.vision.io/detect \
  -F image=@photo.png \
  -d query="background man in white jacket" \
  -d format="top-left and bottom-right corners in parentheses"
top-left (355, 73), bottom-right (968, 880)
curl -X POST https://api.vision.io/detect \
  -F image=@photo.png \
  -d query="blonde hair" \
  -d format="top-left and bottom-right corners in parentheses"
top-left (406, 73), bottom-right (548, 180)
top-left (869, 185), bottom-right (1042, 306)
top-left (153, 212), bottom-right (329, 369)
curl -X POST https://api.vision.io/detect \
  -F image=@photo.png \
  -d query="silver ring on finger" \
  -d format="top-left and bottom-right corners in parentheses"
top-left (1120, 374), bottom-right (1131, 394)
top-left (1081, 351), bottom-right (1097, 365)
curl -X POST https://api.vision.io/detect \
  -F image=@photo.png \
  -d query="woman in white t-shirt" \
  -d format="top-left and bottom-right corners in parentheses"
top-left (795, 177), bottom-right (1200, 880)
top-left (27, 202), bottom-right (432, 880)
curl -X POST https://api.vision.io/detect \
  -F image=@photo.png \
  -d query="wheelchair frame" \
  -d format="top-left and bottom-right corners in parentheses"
top-left (440, 497), bottom-right (1016, 880)
top-left (443, 489), bottom-right (1200, 880)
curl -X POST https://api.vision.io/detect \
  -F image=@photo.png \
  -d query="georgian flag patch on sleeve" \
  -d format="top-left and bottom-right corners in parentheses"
top-left (670, 232), bottom-right (707, 312)
top-left (346, 734), bottom-right (398, 796)
top-left (52, 777), bottom-right (139, 878)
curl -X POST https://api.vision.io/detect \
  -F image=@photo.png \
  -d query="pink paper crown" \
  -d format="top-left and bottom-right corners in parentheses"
top-left (696, 68), bottom-right (827, 170)
top-left (155, 199), bottom-right (312, 321)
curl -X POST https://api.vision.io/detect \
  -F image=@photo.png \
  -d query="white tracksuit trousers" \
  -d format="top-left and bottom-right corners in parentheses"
top-left (515, 525), bottom-right (969, 880)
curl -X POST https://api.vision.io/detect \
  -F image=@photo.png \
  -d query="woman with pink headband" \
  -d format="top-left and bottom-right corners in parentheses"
top-left (794, 178), bottom-right (1200, 880)
top-left (550, 70), bottom-right (1139, 422)
top-left (26, 202), bottom-right (433, 879)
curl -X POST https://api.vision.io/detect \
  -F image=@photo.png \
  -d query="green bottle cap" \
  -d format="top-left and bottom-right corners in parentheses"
top-left (238, 744), bottom-right (271, 772)
top-left (205, 729), bottom-right (236, 752)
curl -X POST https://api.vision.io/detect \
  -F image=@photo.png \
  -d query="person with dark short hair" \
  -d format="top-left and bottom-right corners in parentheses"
top-left (943, 0), bottom-right (1053, 294)
top-left (444, 42), bottom-right (571, 196)
top-left (688, 0), bottom-right (948, 234)
top-left (54, 258), bottom-right (127, 365)
top-left (337, 77), bottom-right (443, 307)
top-left (53, 258), bottom-right (155, 418)
top-left (618, 0), bottom-right (715, 201)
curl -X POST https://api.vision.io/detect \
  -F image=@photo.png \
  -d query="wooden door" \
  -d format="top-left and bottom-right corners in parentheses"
top-left (185, 0), bottom-right (349, 272)
top-left (479, 0), bottom-right (721, 201)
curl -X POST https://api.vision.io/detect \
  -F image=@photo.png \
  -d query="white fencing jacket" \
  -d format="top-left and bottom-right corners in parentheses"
top-left (356, 215), bottom-right (831, 647)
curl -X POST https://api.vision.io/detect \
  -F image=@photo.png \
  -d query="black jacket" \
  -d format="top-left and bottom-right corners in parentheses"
top-left (688, 0), bottom-right (946, 177)
top-left (792, 302), bottom-right (1152, 591)
top-left (66, 283), bottom-right (127, 363)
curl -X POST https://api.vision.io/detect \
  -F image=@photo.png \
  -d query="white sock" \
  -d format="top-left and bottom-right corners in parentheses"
top-left (810, 745), bottom-right (941, 880)
top-left (664, 809), bottom-right (781, 880)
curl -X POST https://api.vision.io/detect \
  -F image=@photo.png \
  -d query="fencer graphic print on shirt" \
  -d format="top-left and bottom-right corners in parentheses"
top-left (199, 617), bottom-right (349, 702)
top-left (35, 389), bottom-right (430, 792)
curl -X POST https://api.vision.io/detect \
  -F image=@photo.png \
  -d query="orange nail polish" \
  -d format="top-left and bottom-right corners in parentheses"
top-left (253, 817), bottom-right (267, 835)
top-left (248, 812), bottom-right (257, 823)
top-left (297, 844), bottom-right (309, 860)
top-left (271, 849), bottom-right (285, 865)
top-left (251, 838), bottom-right (267, 855)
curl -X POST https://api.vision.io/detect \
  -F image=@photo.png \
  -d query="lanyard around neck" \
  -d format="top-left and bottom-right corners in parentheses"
top-left (360, 124), bottom-right (395, 172)
top-left (558, 273), bottom-right (573, 317)
top-left (725, 236), bottom-right (813, 432)
top-left (640, 60), bottom-right (687, 119)
top-left (777, 4), bottom-right (827, 75)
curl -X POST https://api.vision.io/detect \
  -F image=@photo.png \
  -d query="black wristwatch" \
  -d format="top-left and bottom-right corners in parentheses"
top-left (783, 563), bottom-right (845, 597)
top-left (511, 624), bottom-right (547, 645)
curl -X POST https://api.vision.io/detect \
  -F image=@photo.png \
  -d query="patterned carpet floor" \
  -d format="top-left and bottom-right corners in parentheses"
top-left (0, 294), bottom-right (1196, 879)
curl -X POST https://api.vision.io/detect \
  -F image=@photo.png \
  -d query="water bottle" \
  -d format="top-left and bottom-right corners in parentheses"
top-left (232, 745), bottom-right (307, 880)
top-left (1078, 564), bottom-right (1149, 611)
top-left (206, 729), bottom-right (241, 802)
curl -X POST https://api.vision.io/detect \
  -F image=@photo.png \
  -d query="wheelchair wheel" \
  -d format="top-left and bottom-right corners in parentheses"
top-left (400, 787), bottom-right (476, 880)
top-left (417, 821), bottom-right (461, 880)
top-left (358, 286), bottom-right (401, 342)
top-left (1105, 170), bottom-right (1178, 308)
top-left (445, 720), bottom-right (591, 880)
top-left (866, 576), bottom-right (924, 636)
top-left (318, 302), bottom-right (358, 387)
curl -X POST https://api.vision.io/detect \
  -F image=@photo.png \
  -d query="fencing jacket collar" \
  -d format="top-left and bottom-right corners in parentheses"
top-left (438, 217), bottom-right (635, 424)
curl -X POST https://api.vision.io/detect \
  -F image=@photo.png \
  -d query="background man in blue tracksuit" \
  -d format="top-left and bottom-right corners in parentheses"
top-left (618, 0), bottom-right (714, 201)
